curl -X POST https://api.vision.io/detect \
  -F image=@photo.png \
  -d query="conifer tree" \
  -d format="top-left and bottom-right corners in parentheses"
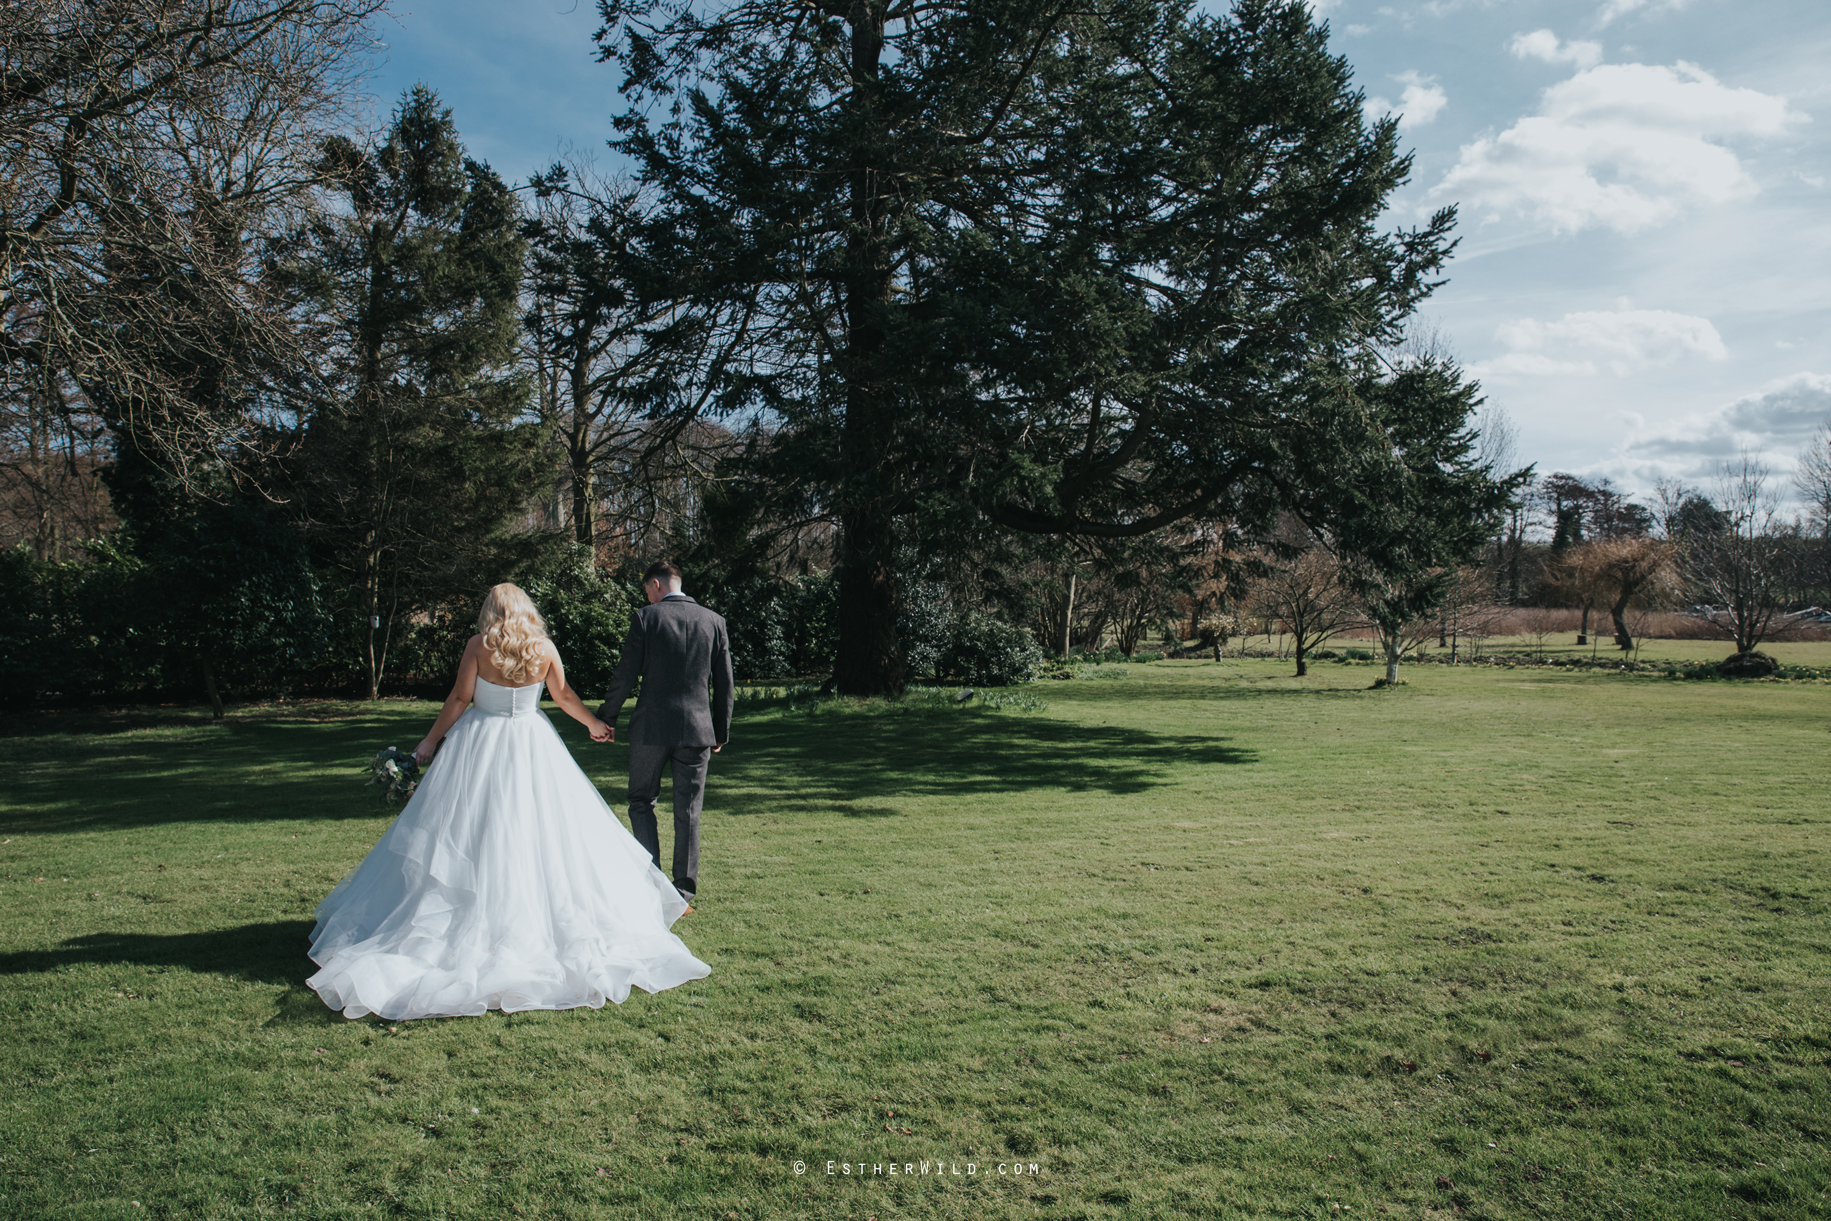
top-left (283, 87), bottom-right (544, 698)
top-left (598, 0), bottom-right (1502, 694)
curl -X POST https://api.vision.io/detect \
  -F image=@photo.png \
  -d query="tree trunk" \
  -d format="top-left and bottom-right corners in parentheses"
top-left (833, 508), bottom-right (903, 695)
top-left (1294, 644), bottom-right (1308, 677)
top-left (571, 458), bottom-right (595, 547)
top-left (830, 1), bottom-right (901, 698)
top-left (1059, 571), bottom-right (1075, 658)
top-left (1577, 603), bottom-right (1590, 646)
top-left (1384, 642), bottom-right (1400, 684)
top-left (199, 654), bottom-right (225, 720)
top-left (364, 612), bottom-right (381, 701)
top-left (570, 360), bottom-right (596, 547)
top-left (1611, 594), bottom-right (1633, 651)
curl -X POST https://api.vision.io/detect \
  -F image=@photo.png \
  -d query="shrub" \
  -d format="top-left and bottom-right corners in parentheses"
top-left (898, 581), bottom-right (954, 679)
top-left (522, 548), bottom-right (638, 696)
top-left (942, 611), bottom-right (1044, 686)
top-left (1716, 650), bottom-right (1780, 679)
top-left (2, 506), bottom-right (328, 709)
top-left (722, 583), bottom-right (793, 681)
top-left (701, 570), bottom-right (839, 681)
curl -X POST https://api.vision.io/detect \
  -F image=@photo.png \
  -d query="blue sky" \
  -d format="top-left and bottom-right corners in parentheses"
top-left (366, 0), bottom-right (1831, 504)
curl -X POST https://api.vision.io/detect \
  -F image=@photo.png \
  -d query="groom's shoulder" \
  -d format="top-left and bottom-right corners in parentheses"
top-left (682, 597), bottom-right (727, 628)
top-left (653, 596), bottom-right (725, 628)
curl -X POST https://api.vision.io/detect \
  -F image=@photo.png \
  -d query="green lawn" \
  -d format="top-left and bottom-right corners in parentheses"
top-left (1239, 633), bottom-right (1831, 669)
top-left (2, 661), bottom-right (1827, 1219)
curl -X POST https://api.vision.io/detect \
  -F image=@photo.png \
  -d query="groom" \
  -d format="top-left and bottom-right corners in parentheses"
top-left (598, 561), bottom-right (734, 910)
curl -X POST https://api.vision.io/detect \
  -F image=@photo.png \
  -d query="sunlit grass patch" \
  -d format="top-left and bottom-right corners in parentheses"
top-left (1, 660), bottom-right (1827, 1218)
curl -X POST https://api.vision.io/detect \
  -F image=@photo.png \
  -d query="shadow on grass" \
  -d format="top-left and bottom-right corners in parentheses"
top-left (0, 919), bottom-right (316, 987)
top-left (1045, 676), bottom-right (1403, 702)
top-left (0, 706), bottom-right (476, 834)
top-left (2, 698), bottom-right (1257, 833)
top-left (711, 709), bottom-right (1255, 812)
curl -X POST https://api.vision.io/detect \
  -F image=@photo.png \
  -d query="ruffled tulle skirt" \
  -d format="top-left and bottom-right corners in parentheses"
top-left (307, 706), bottom-right (709, 1019)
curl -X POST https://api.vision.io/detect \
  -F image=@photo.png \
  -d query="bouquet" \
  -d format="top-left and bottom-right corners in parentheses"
top-left (365, 746), bottom-right (422, 804)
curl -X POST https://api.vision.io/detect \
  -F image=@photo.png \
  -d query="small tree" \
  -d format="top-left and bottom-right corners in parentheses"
top-left (1686, 452), bottom-right (1796, 655)
top-left (1522, 606), bottom-right (1559, 659)
top-left (1434, 564), bottom-right (1494, 662)
top-left (1797, 421), bottom-right (1831, 539)
top-left (1199, 606), bottom-right (1247, 661)
top-left (1796, 421), bottom-right (1831, 603)
top-left (1246, 545), bottom-right (1362, 677)
top-left (1332, 357), bottom-right (1520, 685)
top-left (1587, 538), bottom-right (1680, 651)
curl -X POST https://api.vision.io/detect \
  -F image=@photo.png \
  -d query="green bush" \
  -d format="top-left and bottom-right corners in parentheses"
top-left (898, 581), bottom-right (954, 679)
top-left (1, 504), bottom-right (327, 708)
top-left (700, 570), bottom-right (839, 681)
top-left (523, 548), bottom-right (639, 696)
top-left (942, 610), bottom-right (1044, 686)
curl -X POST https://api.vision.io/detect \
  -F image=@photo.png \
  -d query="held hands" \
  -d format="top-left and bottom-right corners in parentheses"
top-left (587, 717), bottom-right (613, 744)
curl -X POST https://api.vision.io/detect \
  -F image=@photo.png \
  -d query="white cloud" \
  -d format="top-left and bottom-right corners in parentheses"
top-left (1470, 307), bottom-right (1728, 381)
top-left (1509, 30), bottom-right (1603, 70)
top-left (1617, 373), bottom-right (1831, 476)
top-left (1597, 0), bottom-right (1693, 28)
top-left (1364, 71), bottom-right (1448, 129)
top-left (1430, 62), bottom-right (1806, 234)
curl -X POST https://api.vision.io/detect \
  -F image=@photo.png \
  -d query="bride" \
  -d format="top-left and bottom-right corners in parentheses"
top-left (307, 583), bottom-right (710, 1020)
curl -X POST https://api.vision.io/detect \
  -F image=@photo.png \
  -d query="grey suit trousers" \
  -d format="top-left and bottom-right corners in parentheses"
top-left (627, 743), bottom-right (710, 892)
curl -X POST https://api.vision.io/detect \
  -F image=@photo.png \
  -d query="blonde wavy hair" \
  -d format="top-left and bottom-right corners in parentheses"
top-left (477, 583), bottom-right (549, 685)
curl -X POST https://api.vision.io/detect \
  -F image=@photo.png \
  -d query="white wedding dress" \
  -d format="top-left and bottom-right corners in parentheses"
top-left (307, 676), bottom-right (710, 1020)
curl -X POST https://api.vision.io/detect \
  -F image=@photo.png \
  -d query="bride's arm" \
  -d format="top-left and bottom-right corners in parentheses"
top-left (543, 644), bottom-right (612, 742)
top-left (414, 637), bottom-right (483, 764)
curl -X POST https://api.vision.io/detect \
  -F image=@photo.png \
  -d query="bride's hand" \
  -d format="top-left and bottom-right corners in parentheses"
top-left (413, 738), bottom-right (436, 767)
top-left (587, 717), bottom-right (612, 743)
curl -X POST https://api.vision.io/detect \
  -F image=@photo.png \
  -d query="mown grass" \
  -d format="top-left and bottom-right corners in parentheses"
top-left (1, 660), bottom-right (1827, 1219)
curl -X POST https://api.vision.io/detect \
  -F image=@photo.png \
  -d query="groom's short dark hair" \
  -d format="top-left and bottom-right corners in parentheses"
top-left (643, 560), bottom-right (683, 586)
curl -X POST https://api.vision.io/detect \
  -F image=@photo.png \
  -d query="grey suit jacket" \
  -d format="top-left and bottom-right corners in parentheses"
top-left (597, 595), bottom-right (734, 747)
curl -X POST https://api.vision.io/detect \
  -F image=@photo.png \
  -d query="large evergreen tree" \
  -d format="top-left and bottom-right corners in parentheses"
top-left (597, 0), bottom-right (1496, 694)
top-left (282, 87), bottom-right (544, 698)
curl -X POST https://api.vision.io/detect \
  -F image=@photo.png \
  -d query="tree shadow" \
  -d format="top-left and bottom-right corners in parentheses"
top-left (1046, 678), bottom-right (1388, 703)
top-left (0, 919), bottom-right (316, 988)
top-left (0, 697), bottom-right (1259, 833)
top-left (710, 707), bottom-right (1255, 814)
top-left (0, 706), bottom-right (610, 835)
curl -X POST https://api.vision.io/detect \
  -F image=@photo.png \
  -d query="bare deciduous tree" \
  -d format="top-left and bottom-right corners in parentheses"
top-left (522, 164), bottom-right (755, 555)
top-left (1573, 538), bottom-right (1682, 651)
top-left (0, 373), bottom-right (114, 557)
top-left (1688, 452), bottom-right (1796, 655)
top-left (2, 0), bottom-right (377, 492)
top-left (1434, 564), bottom-right (1497, 661)
top-left (1796, 421), bottom-right (1831, 540)
top-left (1246, 544), bottom-right (1362, 676)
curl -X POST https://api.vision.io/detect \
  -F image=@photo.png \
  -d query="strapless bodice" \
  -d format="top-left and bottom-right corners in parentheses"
top-left (473, 676), bottom-right (545, 718)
